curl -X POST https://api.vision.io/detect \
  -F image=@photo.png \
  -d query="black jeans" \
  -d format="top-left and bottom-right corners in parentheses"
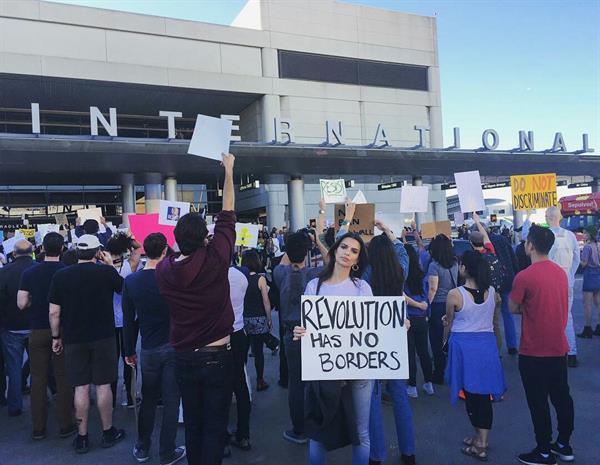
top-left (248, 334), bottom-right (265, 381)
top-left (230, 330), bottom-right (251, 440)
top-left (138, 343), bottom-right (180, 462)
top-left (112, 327), bottom-right (135, 407)
top-left (464, 390), bottom-right (493, 429)
top-left (278, 310), bottom-right (288, 386)
top-left (176, 348), bottom-right (233, 465)
top-left (407, 316), bottom-right (433, 386)
top-left (0, 340), bottom-right (6, 402)
top-left (519, 355), bottom-right (574, 452)
top-left (284, 324), bottom-right (305, 434)
top-left (428, 301), bottom-right (447, 382)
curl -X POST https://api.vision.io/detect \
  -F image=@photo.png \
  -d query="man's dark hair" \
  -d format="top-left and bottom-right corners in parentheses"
top-left (43, 232), bottom-right (64, 257)
top-left (144, 233), bottom-right (168, 260)
top-left (241, 250), bottom-right (263, 273)
top-left (83, 219), bottom-right (100, 235)
top-left (76, 248), bottom-right (99, 261)
top-left (526, 225), bottom-right (555, 255)
top-left (285, 232), bottom-right (310, 264)
top-left (61, 249), bottom-right (77, 265)
top-left (106, 233), bottom-right (134, 256)
top-left (173, 212), bottom-right (208, 256)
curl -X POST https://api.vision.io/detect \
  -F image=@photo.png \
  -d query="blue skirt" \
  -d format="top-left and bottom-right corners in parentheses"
top-left (445, 332), bottom-right (506, 404)
top-left (582, 267), bottom-right (600, 292)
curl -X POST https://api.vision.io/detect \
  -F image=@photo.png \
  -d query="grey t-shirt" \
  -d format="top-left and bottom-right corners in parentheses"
top-left (273, 264), bottom-right (322, 323)
top-left (428, 260), bottom-right (459, 303)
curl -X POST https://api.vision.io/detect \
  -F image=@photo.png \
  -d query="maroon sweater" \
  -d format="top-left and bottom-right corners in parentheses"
top-left (156, 210), bottom-right (236, 351)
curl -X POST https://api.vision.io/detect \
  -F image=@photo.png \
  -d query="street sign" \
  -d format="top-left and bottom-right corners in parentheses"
top-left (482, 181), bottom-right (511, 190)
top-left (568, 181), bottom-right (593, 189)
top-left (377, 181), bottom-right (402, 191)
top-left (239, 180), bottom-right (260, 192)
top-left (441, 183), bottom-right (456, 190)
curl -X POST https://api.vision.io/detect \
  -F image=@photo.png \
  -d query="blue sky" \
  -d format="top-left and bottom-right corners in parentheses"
top-left (52, 0), bottom-right (599, 154)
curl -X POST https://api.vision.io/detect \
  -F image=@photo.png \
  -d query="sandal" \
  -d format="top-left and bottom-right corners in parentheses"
top-left (461, 445), bottom-right (488, 461)
top-left (463, 437), bottom-right (490, 449)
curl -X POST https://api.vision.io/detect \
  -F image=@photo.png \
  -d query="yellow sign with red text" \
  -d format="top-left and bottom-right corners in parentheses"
top-left (510, 173), bottom-right (557, 211)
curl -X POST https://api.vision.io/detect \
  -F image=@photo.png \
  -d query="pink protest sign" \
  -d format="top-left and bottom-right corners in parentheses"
top-left (128, 214), bottom-right (176, 252)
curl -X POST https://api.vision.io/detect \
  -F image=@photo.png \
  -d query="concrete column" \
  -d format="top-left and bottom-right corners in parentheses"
top-left (261, 94), bottom-right (281, 142)
top-left (287, 176), bottom-right (305, 232)
top-left (431, 184), bottom-right (447, 222)
top-left (164, 177), bottom-right (178, 201)
top-left (592, 177), bottom-right (600, 193)
top-left (513, 210), bottom-right (524, 244)
top-left (144, 183), bottom-right (161, 214)
top-left (266, 184), bottom-right (286, 230)
top-left (121, 174), bottom-right (136, 227)
top-left (413, 176), bottom-right (424, 229)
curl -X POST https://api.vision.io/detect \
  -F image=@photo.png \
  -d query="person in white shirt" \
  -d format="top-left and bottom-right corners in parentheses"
top-left (228, 266), bottom-right (251, 451)
top-left (545, 206), bottom-right (580, 367)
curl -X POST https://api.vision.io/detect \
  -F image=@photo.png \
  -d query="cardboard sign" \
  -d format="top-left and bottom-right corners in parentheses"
top-left (235, 223), bottom-right (260, 248)
top-left (301, 295), bottom-right (409, 380)
top-left (77, 207), bottom-right (103, 223)
top-left (335, 203), bottom-right (375, 240)
top-left (158, 200), bottom-right (191, 226)
top-left (128, 214), bottom-right (176, 253)
top-left (454, 171), bottom-right (486, 213)
top-left (187, 114), bottom-right (232, 161)
top-left (19, 228), bottom-right (36, 239)
top-left (420, 220), bottom-right (452, 239)
top-left (510, 173), bottom-right (557, 211)
top-left (400, 186), bottom-right (429, 213)
top-left (320, 179), bottom-right (347, 204)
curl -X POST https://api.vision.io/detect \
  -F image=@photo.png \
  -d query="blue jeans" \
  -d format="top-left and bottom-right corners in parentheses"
top-left (369, 380), bottom-right (415, 460)
top-left (500, 290), bottom-right (517, 350)
top-left (176, 348), bottom-right (233, 465)
top-left (138, 344), bottom-right (180, 462)
top-left (0, 330), bottom-right (28, 413)
top-left (309, 380), bottom-right (373, 465)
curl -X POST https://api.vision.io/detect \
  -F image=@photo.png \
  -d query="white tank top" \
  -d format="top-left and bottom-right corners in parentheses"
top-left (452, 286), bottom-right (495, 333)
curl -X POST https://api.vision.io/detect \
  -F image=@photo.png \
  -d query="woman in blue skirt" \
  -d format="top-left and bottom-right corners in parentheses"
top-left (443, 251), bottom-right (506, 461)
top-left (578, 226), bottom-right (600, 338)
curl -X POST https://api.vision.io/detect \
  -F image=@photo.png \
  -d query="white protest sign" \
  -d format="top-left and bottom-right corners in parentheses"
top-left (374, 212), bottom-right (404, 238)
top-left (235, 223), bottom-right (260, 248)
top-left (320, 179), bottom-right (347, 204)
top-left (454, 170), bottom-right (486, 213)
top-left (77, 207), bottom-right (103, 223)
top-left (158, 200), bottom-right (191, 226)
top-left (187, 114), bottom-right (232, 161)
top-left (2, 231), bottom-right (25, 255)
top-left (400, 186), bottom-right (429, 213)
top-left (301, 295), bottom-right (408, 381)
top-left (352, 190), bottom-right (368, 205)
top-left (35, 224), bottom-right (61, 246)
top-left (453, 212), bottom-right (464, 226)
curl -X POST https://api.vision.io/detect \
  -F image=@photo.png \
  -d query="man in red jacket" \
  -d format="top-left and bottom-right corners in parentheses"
top-left (156, 153), bottom-right (236, 465)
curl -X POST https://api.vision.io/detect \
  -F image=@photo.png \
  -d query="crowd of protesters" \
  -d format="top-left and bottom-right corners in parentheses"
top-left (0, 155), bottom-right (596, 465)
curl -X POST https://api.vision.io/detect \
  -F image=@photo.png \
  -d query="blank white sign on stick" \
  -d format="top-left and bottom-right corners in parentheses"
top-left (454, 171), bottom-right (486, 213)
top-left (187, 115), bottom-right (232, 161)
top-left (320, 179), bottom-right (347, 204)
top-left (77, 207), bottom-right (103, 223)
top-left (400, 186), bottom-right (429, 213)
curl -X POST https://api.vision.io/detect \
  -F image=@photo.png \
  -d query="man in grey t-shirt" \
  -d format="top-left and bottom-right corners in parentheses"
top-left (273, 233), bottom-right (321, 445)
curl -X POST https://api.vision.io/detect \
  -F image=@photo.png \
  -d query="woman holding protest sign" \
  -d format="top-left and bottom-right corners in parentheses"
top-left (293, 231), bottom-right (372, 465)
top-left (443, 251), bottom-right (506, 462)
top-left (363, 222), bottom-right (416, 465)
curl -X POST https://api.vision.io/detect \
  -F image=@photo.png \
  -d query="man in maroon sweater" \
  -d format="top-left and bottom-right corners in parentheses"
top-left (156, 153), bottom-right (236, 465)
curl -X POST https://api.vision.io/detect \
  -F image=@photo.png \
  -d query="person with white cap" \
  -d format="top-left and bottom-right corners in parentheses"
top-left (48, 234), bottom-right (125, 454)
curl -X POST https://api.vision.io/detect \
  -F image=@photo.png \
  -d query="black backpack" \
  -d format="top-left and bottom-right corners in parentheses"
top-left (482, 252), bottom-right (507, 293)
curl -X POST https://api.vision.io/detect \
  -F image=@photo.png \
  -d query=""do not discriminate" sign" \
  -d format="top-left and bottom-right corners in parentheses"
top-left (510, 173), bottom-right (558, 211)
top-left (300, 295), bottom-right (409, 381)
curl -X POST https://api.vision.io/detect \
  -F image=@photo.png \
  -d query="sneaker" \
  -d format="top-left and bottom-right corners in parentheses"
top-left (59, 424), bottom-right (78, 438)
top-left (283, 429), bottom-right (308, 444)
top-left (594, 324), bottom-right (600, 336)
top-left (577, 326), bottom-right (593, 338)
top-left (401, 454), bottom-right (416, 465)
top-left (161, 446), bottom-right (186, 465)
top-left (73, 434), bottom-right (90, 454)
top-left (231, 437), bottom-right (251, 451)
top-left (133, 444), bottom-right (150, 463)
top-left (518, 449), bottom-right (557, 465)
top-left (406, 385), bottom-right (418, 398)
top-left (567, 355), bottom-right (577, 368)
top-left (550, 442), bottom-right (574, 462)
top-left (101, 426), bottom-right (125, 448)
top-left (32, 429), bottom-right (46, 440)
top-left (508, 347), bottom-right (519, 355)
top-left (423, 382), bottom-right (435, 395)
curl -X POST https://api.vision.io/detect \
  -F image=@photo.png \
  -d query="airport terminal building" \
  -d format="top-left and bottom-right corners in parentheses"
top-left (0, 0), bottom-right (449, 229)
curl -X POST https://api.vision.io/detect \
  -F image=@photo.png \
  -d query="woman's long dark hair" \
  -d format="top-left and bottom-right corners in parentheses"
top-left (368, 234), bottom-right (404, 297)
top-left (317, 232), bottom-right (368, 294)
top-left (404, 243), bottom-right (425, 296)
top-left (429, 234), bottom-right (456, 269)
top-left (460, 250), bottom-right (491, 290)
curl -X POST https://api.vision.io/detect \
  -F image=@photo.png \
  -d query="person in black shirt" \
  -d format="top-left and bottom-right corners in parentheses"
top-left (17, 232), bottom-right (75, 439)
top-left (123, 233), bottom-right (186, 465)
top-left (48, 234), bottom-right (125, 454)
